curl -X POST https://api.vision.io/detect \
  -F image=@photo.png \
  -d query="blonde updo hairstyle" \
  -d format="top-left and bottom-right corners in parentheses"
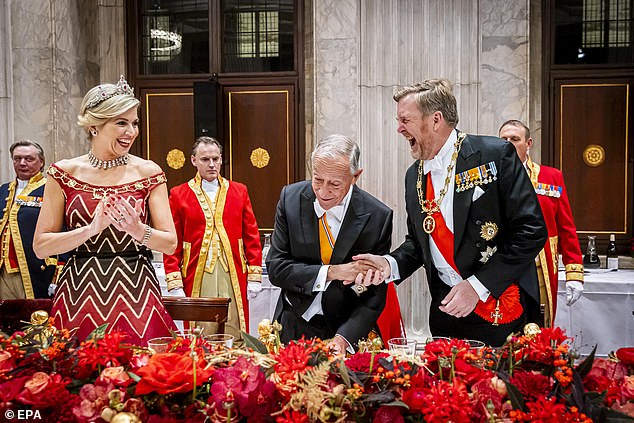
top-left (77, 82), bottom-right (140, 138)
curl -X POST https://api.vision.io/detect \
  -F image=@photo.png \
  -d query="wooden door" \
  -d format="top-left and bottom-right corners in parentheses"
top-left (553, 79), bottom-right (633, 246)
top-left (139, 87), bottom-right (197, 189)
top-left (222, 85), bottom-right (296, 232)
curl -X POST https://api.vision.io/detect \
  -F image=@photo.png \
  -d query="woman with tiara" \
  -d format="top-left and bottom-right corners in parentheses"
top-left (34, 76), bottom-right (177, 345)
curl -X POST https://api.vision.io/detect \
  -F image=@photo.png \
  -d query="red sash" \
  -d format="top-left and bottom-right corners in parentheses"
top-left (425, 176), bottom-right (522, 325)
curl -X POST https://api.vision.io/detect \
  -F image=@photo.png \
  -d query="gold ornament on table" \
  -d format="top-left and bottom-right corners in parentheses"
top-left (110, 412), bottom-right (141, 423)
top-left (257, 319), bottom-right (282, 353)
top-left (523, 323), bottom-right (541, 339)
top-left (20, 310), bottom-right (56, 345)
top-left (357, 330), bottom-right (384, 353)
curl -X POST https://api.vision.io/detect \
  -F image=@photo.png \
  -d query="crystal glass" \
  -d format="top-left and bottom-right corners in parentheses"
top-left (388, 337), bottom-right (417, 355)
top-left (583, 235), bottom-right (601, 268)
top-left (147, 337), bottom-right (174, 354)
top-left (204, 333), bottom-right (234, 349)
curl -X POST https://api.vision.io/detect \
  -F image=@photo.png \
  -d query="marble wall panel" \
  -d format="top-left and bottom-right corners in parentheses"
top-left (313, 16), bottom-right (359, 143)
top-left (0, 1), bottom-right (13, 181)
top-left (479, 0), bottom-right (530, 138)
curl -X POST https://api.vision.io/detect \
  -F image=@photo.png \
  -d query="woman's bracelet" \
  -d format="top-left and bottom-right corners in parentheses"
top-left (140, 224), bottom-right (153, 246)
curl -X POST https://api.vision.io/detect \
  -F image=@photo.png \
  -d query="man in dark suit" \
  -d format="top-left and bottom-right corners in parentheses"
top-left (355, 79), bottom-right (547, 346)
top-left (267, 134), bottom-right (394, 354)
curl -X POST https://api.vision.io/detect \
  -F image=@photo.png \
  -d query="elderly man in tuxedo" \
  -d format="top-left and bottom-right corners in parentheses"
top-left (267, 134), bottom-right (399, 354)
top-left (355, 79), bottom-right (547, 346)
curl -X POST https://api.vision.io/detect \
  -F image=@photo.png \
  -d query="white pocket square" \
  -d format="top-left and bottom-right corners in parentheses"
top-left (472, 186), bottom-right (485, 202)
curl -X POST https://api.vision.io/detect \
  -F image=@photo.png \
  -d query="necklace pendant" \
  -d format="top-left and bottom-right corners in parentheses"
top-left (423, 214), bottom-right (436, 234)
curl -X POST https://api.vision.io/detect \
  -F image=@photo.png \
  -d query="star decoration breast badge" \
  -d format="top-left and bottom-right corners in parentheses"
top-left (479, 222), bottom-right (498, 241)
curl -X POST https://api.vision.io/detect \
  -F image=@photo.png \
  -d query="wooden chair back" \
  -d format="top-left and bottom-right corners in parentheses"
top-left (0, 297), bottom-right (231, 336)
top-left (161, 296), bottom-right (231, 334)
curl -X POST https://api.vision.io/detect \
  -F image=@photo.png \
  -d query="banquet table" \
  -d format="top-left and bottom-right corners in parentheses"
top-left (248, 273), bottom-right (281, 336)
top-left (554, 268), bottom-right (634, 356)
top-left (154, 261), bottom-right (281, 337)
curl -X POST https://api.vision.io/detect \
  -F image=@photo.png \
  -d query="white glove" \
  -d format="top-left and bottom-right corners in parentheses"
top-left (48, 283), bottom-right (57, 297)
top-left (566, 281), bottom-right (584, 306)
top-left (247, 281), bottom-right (263, 299)
top-left (166, 287), bottom-right (186, 297)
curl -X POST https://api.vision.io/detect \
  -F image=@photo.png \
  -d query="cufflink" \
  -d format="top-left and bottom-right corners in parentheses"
top-left (354, 284), bottom-right (367, 294)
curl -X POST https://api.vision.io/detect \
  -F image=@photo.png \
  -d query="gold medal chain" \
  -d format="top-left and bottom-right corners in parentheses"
top-left (416, 133), bottom-right (465, 216)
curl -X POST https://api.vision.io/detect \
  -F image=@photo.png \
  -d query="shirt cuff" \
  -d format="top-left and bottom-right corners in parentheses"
top-left (336, 334), bottom-right (355, 354)
top-left (467, 275), bottom-right (490, 301)
top-left (384, 255), bottom-right (400, 282)
top-left (311, 265), bottom-right (330, 292)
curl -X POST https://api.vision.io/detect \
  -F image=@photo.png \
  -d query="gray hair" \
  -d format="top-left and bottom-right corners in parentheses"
top-left (311, 134), bottom-right (361, 175)
top-left (10, 140), bottom-right (45, 169)
top-left (393, 78), bottom-right (459, 128)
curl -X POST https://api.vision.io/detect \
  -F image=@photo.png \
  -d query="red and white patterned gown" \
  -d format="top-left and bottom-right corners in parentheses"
top-left (47, 164), bottom-right (176, 345)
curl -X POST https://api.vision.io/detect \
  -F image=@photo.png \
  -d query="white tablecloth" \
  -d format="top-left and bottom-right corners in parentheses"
top-left (248, 274), bottom-right (281, 336)
top-left (554, 268), bottom-right (634, 356)
top-left (154, 261), bottom-right (280, 337)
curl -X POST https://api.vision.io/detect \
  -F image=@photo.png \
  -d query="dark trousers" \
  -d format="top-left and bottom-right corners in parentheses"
top-left (428, 281), bottom-right (528, 347)
top-left (279, 302), bottom-right (334, 344)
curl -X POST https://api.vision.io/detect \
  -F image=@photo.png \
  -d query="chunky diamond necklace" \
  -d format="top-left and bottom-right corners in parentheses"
top-left (88, 150), bottom-right (129, 169)
top-left (416, 132), bottom-right (465, 234)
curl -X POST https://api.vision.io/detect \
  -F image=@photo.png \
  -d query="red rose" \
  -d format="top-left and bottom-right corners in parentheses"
top-left (0, 376), bottom-right (28, 403)
top-left (373, 406), bottom-right (405, 422)
top-left (275, 410), bottom-right (309, 423)
top-left (616, 348), bottom-right (634, 366)
top-left (135, 352), bottom-right (215, 395)
top-left (402, 388), bottom-right (426, 412)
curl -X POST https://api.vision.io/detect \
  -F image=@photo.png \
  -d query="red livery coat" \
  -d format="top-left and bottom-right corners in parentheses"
top-left (528, 158), bottom-right (583, 326)
top-left (163, 173), bottom-right (262, 331)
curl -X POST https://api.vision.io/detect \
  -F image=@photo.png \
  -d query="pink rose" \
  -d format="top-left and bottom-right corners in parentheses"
top-left (0, 350), bottom-right (15, 372)
top-left (22, 372), bottom-right (50, 396)
top-left (17, 373), bottom-right (69, 408)
top-left (98, 366), bottom-right (131, 387)
top-left (622, 375), bottom-right (634, 401)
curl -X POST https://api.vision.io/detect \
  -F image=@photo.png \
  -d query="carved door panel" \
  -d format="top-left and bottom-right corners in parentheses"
top-left (222, 84), bottom-right (296, 233)
top-left (139, 87), bottom-right (196, 189)
top-left (554, 79), bottom-right (633, 246)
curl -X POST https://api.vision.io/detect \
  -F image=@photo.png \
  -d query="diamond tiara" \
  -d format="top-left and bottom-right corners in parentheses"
top-left (85, 75), bottom-right (135, 110)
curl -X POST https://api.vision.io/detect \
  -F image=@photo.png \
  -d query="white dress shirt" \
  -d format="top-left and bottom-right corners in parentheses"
top-left (14, 179), bottom-right (28, 199)
top-left (201, 178), bottom-right (220, 198)
top-left (301, 185), bottom-right (353, 321)
top-left (387, 130), bottom-right (490, 301)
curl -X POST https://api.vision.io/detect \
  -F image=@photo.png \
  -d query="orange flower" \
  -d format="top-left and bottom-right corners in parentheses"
top-left (135, 352), bottom-right (214, 395)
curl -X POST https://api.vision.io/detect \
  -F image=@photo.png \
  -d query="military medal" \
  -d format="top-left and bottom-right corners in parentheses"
top-left (423, 214), bottom-right (436, 234)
